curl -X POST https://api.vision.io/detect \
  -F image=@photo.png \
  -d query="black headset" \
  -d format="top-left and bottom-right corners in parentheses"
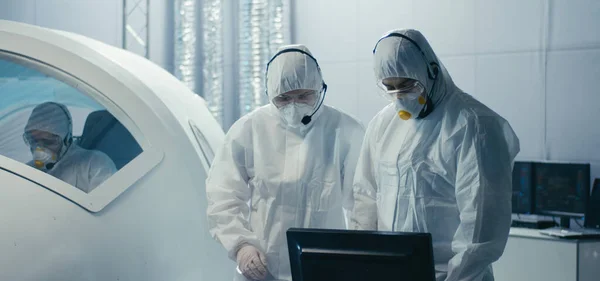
top-left (373, 32), bottom-right (439, 80)
top-left (265, 48), bottom-right (328, 125)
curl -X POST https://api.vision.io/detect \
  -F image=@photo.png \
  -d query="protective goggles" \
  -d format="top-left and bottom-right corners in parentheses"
top-left (380, 80), bottom-right (425, 101)
top-left (23, 132), bottom-right (61, 149)
top-left (272, 90), bottom-right (318, 108)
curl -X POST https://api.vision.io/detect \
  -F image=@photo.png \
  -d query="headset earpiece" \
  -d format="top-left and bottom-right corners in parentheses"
top-left (48, 102), bottom-right (73, 147)
top-left (65, 132), bottom-right (73, 146)
top-left (428, 62), bottom-right (439, 80)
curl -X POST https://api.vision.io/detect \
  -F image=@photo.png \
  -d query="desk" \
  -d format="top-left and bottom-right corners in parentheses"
top-left (493, 228), bottom-right (600, 281)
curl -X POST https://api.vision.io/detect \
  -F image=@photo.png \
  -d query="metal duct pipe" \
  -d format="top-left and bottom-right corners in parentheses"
top-left (202, 0), bottom-right (224, 125)
top-left (174, 0), bottom-right (197, 93)
top-left (238, 0), bottom-right (289, 116)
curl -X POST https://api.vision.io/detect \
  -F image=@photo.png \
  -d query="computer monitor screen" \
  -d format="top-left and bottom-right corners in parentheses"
top-left (512, 161), bottom-right (534, 214)
top-left (534, 162), bottom-right (590, 217)
top-left (585, 179), bottom-right (600, 229)
top-left (287, 228), bottom-right (435, 281)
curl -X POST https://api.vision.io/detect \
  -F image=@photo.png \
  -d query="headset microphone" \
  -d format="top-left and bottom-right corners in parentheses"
top-left (301, 84), bottom-right (327, 125)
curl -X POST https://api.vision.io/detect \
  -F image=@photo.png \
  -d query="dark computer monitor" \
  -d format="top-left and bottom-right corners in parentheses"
top-left (584, 179), bottom-right (600, 229)
top-left (512, 161), bottom-right (534, 214)
top-left (534, 162), bottom-right (591, 227)
top-left (287, 228), bottom-right (435, 281)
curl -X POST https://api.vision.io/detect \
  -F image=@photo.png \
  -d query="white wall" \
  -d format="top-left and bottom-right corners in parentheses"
top-left (0, 0), bottom-right (123, 46)
top-left (0, 0), bottom-right (173, 72)
top-left (293, 0), bottom-right (600, 179)
top-left (148, 0), bottom-right (174, 72)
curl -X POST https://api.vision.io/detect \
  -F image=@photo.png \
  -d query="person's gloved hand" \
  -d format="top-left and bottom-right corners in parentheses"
top-left (236, 245), bottom-right (268, 280)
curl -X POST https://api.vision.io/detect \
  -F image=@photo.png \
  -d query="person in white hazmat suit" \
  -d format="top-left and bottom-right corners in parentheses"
top-left (23, 102), bottom-right (116, 193)
top-left (206, 44), bottom-right (365, 281)
top-left (350, 29), bottom-right (520, 281)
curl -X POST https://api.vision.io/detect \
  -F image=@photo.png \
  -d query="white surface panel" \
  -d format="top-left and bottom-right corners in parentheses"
top-left (35, 0), bottom-right (122, 47)
top-left (475, 0), bottom-right (544, 54)
top-left (475, 52), bottom-right (545, 160)
top-left (321, 62), bottom-right (359, 117)
top-left (356, 0), bottom-right (413, 61)
top-left (412, 0), bottom-right (476, 56)
top-left (293, 0), bottom-right (358, 63)
top-left (545, 49), bottom-right (600, 162)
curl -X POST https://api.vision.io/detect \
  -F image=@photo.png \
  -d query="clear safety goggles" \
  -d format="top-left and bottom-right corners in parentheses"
top-left (379, 80), bottom-right (425, 102)
top-left (23, 132), bottom-right (61, 149)
top-left (272, 90), bottom-right (318, 108)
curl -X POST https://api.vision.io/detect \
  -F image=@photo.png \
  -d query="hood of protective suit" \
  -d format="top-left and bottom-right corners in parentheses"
top-left (24, 102), bottom-right (73, 162)
top-left (373, 29), bottom-right (459, 108)
top-left (266, 44), bottom-right (324, 113)
top-left (24, 102), bottom-right (72, 141)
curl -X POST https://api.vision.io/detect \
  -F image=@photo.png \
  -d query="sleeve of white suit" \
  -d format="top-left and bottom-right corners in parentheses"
top-left (206, 129), bottom-right (262, 260)
top-left (340, 123), bottom-right (365, 227)
top-left (446, 117), bottom-right (519, 281)
top-left (349, 120), bottom-right (380, 230)
top-left (86, 151), bottom-right (117, 193)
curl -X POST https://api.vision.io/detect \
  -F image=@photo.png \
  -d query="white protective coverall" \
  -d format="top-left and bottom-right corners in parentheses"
top-left (350, 29), bottom-right (520, 281)
top-left (206, 45), bottom-right (365, 281)
top-left (24, 102), bottom-right (116, 193)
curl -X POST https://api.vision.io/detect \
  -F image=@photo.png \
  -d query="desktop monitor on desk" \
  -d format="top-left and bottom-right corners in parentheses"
top-left (287, 228), bottom-right (436, 281)
top-left (533, 162), bottom-right (590, 227)
top-left (585, 179), bottom-right (600, 229)
top-left (512, 161), bottom-right (535, 214)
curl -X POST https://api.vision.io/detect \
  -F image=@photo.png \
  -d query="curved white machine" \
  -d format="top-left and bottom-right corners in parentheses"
top-left (0, 20), bottom-right (233, 280)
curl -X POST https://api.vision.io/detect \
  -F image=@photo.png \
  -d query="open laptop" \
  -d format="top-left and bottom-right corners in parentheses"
top-left (540, 178), bottom-right (600, 239)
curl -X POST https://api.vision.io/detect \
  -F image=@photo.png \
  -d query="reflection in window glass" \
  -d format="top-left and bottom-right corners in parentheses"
top-left (0, 52), bottom-right (142, 193)
top-left (190, 121), bottom-right (215, 168)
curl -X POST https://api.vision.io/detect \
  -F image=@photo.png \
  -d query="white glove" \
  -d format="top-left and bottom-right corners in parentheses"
top-left (236, 245), bottom-right (269, 280)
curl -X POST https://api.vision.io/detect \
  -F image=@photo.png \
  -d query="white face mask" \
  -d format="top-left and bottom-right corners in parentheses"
top-left (388, 88), bottom-right (427, 120)
top-left (394, 93), bottom-right (427, 120)
top-left (279, 103), bottom-right (314, 128)
top-left (32, 146), bottom-right (58, 171)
